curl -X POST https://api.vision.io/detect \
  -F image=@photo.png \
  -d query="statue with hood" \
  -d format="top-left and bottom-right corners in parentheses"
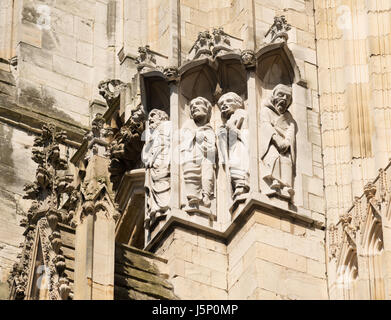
top-left (260, 84), bottom-right (297, 200)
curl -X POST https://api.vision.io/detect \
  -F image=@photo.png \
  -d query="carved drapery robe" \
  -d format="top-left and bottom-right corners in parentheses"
top-left (142, 120), bottom-right (171, 228)
top-left (260, 104), bottom-right (296, 196)
top-left (180, 121), bottom-right (216, 207)
top-left (217, 108), bottom-right (249, 198)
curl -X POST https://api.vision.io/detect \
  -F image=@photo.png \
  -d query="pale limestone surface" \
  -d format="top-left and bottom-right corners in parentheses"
top-left (2, 0), bottom-right (391, 301)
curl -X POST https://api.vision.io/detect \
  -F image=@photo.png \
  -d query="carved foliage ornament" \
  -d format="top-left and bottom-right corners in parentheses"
top-left (9, 123), bottom-right (75, 300)
top-left (8, 228), bottom-right (35, 299)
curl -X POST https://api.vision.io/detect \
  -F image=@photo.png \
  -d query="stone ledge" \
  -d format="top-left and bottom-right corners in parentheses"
top-left (117, 242), bottom-right (168, 264)
top-left (145, 193), bottom-right (325, 252)
top-left (0, 95), bottom-right (87, 147)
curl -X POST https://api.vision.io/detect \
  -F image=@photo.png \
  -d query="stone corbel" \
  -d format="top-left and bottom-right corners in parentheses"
top-left (164, 66), bottom-right (180, 84)
top-left (241, 49), bottom-right (256, 69)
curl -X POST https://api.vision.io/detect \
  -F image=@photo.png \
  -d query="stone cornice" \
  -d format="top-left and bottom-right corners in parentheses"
top-left (0, 95), bottom-right (87, 148)
top-left (145, 192), bottom-right (325, 252)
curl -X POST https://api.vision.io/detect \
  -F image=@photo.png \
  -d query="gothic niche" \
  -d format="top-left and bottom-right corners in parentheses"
top-left (260, 84), bottom-right (297, 200)
top-left (142, 109), bottom-right (171, 229)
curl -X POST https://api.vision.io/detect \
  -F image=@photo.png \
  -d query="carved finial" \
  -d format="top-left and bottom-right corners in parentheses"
top-left (265, 15), bottom-right (291, 44)
top-left (211, 27), bottom-right (232, 57)
top-left (191, 31), bottom-right (213, 60)
top-left (135, 45), bottom-right (157, 71)
top-left (189, 27), bottom-right (236, 60)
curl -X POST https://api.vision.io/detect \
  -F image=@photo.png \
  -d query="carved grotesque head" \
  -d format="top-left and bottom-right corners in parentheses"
top-left (271, 84), bottom-right (292, 115)
top-left (218, 92), bottom-right (244, 122)
top-left (241, 50), bottom-right (255, 66)
top-left (189, 97), bottom-right (212, 126)
top-left (131, 104), bottom-right (147, 123)
top-left (148, 109), bottom-right (169, 130)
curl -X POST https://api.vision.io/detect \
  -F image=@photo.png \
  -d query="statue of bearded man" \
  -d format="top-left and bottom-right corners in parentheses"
top-left (260, 84), bottom-right (297, 200)
top-left (217, 92), bottom-right (249, 201)
top-left (180, 97), bottom-right (216, 213)
top-left (142, 109), bottom-right (171, 229)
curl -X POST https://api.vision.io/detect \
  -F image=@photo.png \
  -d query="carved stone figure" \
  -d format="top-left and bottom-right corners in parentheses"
top-left (181, 97), bottom-right (216, 213)
top-left (240, 49), bottom-right (256, 68)
top-left (217, 92), bottom-right (250, 201)
top-left (135, 45), bottom-right (157, 71)
top-left (142, 109), bottom-right (171, 229)
top-left (212, 27), bottom-right (232, 57)
top-left (191, 31), bottom-right (213, 60)
top-left (265, 15), bottom-right (291, 43)
top-left (108, 104), bottom-right (146, 189)
top-left (98, 79), bottom-right (126, 107)
top-left (260, 84), bottom-right (296, 200)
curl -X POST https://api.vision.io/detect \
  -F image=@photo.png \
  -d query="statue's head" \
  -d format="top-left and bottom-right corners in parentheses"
top-left (148, 109), bottom-right (169, 130)
top-left (271, 84), bottom-right (292, 115)
top-left (189, 97), bottom-right (212, 125)
top-left (218, 92), bottom-right (244, 122)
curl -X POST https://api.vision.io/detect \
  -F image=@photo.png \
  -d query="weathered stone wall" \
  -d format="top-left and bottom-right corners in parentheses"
top-left (15, 0), bottom-right (120, 127)
top-left (154, 227), bottom-right (228, 299)
top-left (2, 0), bottom-right (391, 300)
top-left (228, 209), bottom-right (327, 299)
top-left (315, 0), bottom-right (391, 296)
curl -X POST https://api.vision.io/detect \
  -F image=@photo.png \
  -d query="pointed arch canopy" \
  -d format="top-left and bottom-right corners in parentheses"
top-left (140, 70), bottom-right (170, 116)
top-left (255, 41), bottom-right (302, 89)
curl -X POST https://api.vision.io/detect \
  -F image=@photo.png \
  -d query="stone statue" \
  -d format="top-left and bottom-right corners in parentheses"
top-left (260, 84), bottom-right (296, 200)
top-left (108, 104), bottom-right (146, 189)
top-left (217, 92), bottom-right (249, 201)
top-left (142, 109), bottom-right (171, 229)
top-left (264, 15), bottom-right (291, 44)
top-left (180, 97), bottom-right (216, 213)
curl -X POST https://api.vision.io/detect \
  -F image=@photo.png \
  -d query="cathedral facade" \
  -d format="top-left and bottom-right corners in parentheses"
top-left (0, 0), bottom-right (390, 300)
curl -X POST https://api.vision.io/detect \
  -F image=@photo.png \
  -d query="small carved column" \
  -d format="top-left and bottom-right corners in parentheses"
top-left (242, 50), bottom-right (260, 193)
top-left (74, 117), bottom-right (117, 300)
